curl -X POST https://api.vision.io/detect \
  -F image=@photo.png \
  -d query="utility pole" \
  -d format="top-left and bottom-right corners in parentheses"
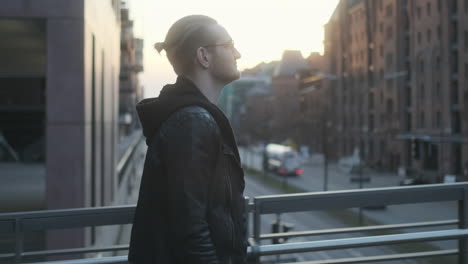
top-left (322, 111), bottom-right (330, 192)
top-left (358, 146), bottom-right (363, 225)
top-left (324, 145), bottom-right (328, 192)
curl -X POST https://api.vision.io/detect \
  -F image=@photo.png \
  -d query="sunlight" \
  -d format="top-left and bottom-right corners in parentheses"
top-left (125, 0), bottom-right (339, 96)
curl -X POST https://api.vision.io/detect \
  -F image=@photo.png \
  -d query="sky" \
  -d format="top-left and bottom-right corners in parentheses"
top-left (124, 0), bottom-right (340, 97)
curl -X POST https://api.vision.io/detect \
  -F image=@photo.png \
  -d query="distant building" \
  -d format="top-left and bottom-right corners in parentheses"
top-left (298, 73), bottom-right (330, 155)
top-left (270, 50), bottom-right (310, 144)
top-left (399, 0), bottom-right (467, 182)
top-left (119, 8), bottom-right (143, 137)
top-left (0, 0), bottom-right (121, 254)
top-left (323, 0), bottom-right (468, 182)
top-left (219, 73), bottom-right (272, 145)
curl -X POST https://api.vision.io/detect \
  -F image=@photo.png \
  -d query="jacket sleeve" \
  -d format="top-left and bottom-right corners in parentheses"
top-left (158, 108), bottom-right (221, 264)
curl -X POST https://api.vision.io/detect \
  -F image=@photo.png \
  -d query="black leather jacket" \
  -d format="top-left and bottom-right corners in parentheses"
top-left (129, 106), bottom-right (247, 264)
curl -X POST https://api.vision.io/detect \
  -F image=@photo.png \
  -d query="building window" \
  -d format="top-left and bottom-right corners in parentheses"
top-left (427, 29), bottom-right (432, 42)
top-left (420, 60), bottom-right (425, 73)
top-left (465, 0), bottom-right (468, 13)
top-left (380, 45), bottom-right (384, 57)
top-left (436, 56), bottom-right (441, 70)
top-left (420, 83), bottom-right (425, 99)
top-left (406, 113), bottom-right (412, 131)
top-left (386, 26), bottom-right (393, 40)
top-left (417, 6), bottom-right (422, 19)
top-left (418, 31), bottom-right (422, 44)
top-left (465, 63), bottom-right (468, 79)
top-left (452, 0), bottom-right (458, 14)
top-left (386, 4), bottom-right (393, 17)
top-left (438, 0), bottom-right (442, 11)
top-left (436, 111), bottom-right (441, 128)
top-left (379, 22), bottom-right (383, 33)
top-left (465, 31), bottom-right (468, 50)
top-left (436, 81), bottom-right (441, 97)
top-left (437, 25), bottom-right (442, 40)
top-left (427, 2), bottom-right (432, 16)
top-left (369, 92), bottom-right (374, 109)
top-left (387, 99), bottom-right (393, 115)
top-left (420, 112), bottom-right (425, 128)
top-left (386, 79), bottom-right (394, 90)
top-left (386, 52), bottom-right (394, 68)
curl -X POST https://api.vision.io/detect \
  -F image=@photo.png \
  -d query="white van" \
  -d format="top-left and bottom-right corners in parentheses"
top-left (263, 144), bottom-right (303, 176)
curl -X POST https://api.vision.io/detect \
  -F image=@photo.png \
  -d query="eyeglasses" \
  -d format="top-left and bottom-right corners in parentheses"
top-left (203, 40), bottom-right (235, 51)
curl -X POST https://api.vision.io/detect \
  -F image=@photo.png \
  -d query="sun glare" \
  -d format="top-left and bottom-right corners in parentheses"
top-left (125, 0), bottom-right (340, 96)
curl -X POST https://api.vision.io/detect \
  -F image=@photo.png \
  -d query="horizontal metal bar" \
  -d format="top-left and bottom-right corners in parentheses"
top-left (0, 73), bottom-right (45, 78)
top-left (0, 205), bottom-right (135, 220)
top-left (23, 245), bottom-right (129, 258)
top-left (0, 205), bottom-right (135, 232)
top-left (255, 183), bottom-right (467, 214)
top-left (28, 255), bottom-right (129, 264)
top-left (285, 249), bottom-right (458, 264)
top-left (260, 220), bottom-right (458, 240)
top-left (18, 249), bottom-right (461, 264)
top-left (0, 253), bottom-right (14, 259)
top-left (0, 199), bottom-right (252, 235)
top-left (258, 229), bottom-right (468, 255)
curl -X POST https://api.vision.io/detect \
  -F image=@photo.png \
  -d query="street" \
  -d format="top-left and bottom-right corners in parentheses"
top-left (245, 174), bottom-right (426, 263)
top-left (240, 146), bottom-right (458, 262)
top-left (239, 146), bottom-right (456, 224)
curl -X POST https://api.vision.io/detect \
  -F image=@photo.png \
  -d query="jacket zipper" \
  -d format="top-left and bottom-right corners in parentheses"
top-left (224, 150), bottom-right (236, 251)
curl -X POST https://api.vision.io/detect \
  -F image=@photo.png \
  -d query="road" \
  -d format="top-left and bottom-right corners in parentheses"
top-left (240, 146), bottom-right (458, 262)
top-left (239, 146), bottom-right (456, 225)
top-left (244, 175), bottom-right (427, 264)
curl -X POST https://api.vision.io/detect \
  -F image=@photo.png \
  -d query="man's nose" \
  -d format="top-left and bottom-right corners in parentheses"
top-left (234, 47), bottom-right (241, 59)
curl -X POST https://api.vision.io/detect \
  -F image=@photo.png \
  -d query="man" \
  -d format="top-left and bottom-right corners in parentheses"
top-left (128, 15), bottom-right (246, 264)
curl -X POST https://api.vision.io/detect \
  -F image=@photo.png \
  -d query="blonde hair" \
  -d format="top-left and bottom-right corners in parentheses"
top-left (155, 15), bottom-right (218, 75)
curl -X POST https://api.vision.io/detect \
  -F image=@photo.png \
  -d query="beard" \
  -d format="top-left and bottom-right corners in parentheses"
top-left (212, 66), bottom-right (240, 85)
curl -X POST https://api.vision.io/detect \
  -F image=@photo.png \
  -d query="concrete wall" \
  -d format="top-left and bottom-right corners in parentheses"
top-left (0, 0), bottom-right (121, 252)
top-left (82, 0), bottom-right (121, 248)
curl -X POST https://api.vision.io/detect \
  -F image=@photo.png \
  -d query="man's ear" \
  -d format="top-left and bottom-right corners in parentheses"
top-left (195, 47), bottom-right (210, 69)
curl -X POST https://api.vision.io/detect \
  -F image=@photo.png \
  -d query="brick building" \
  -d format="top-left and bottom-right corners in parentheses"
top-left (399, 0), bottom-right (468, 181)
top-left (323, 0), bottom-right (468, 182)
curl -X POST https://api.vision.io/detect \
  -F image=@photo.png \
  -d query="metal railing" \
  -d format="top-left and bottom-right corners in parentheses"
top-left (1, 183), bottom-right (468, 263)
top-left (117, 132), bottom-right (143, 184)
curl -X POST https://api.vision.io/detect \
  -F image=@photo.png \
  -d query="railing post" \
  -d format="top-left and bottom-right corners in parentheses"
top-left (244, 196), bottom-right (250, 236)
top-left (251, 198), bottom-right (261, 264)
top-left (459, 186), bottom-right (468, 264)
top-left (14, 218), bottom-right (23, 264)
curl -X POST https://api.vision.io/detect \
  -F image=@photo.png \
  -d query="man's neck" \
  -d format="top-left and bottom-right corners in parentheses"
top-left (183, 74), bottom-right (224, 105)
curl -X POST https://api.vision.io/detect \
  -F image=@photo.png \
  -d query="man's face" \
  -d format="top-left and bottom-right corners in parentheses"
top-left (205, 25), bottom-right (242, 84)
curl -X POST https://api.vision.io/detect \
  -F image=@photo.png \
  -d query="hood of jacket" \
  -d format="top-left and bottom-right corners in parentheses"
top-left (136, 76), bottom-right (212, 142)
top-left (135, 76), bottom-right (240, 161)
